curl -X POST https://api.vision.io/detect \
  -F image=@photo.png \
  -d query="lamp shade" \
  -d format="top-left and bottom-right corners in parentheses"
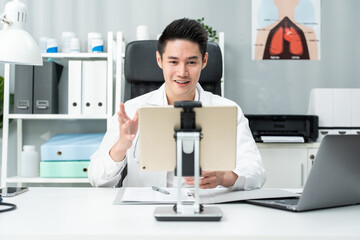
top-left (0, 0), bottom-right (43, 65)
top-left (0, 28), bottom-right (43, 65)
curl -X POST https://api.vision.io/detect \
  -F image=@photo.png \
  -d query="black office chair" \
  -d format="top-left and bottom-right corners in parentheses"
top-left (124, 40), bottom-right (223, 102)
top-left (116, 40), bottom-right (223, 187)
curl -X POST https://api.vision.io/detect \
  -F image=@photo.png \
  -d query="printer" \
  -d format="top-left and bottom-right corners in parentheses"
top-left (245, 115), bottom-right (319, 143)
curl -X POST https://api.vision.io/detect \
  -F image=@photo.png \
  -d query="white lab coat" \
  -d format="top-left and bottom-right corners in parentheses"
top-left (88, 83), bottom-right (266, 190)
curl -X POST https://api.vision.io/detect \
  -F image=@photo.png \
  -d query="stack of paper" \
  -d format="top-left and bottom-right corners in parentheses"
top-left (114, 187), bottom-right (300, 205)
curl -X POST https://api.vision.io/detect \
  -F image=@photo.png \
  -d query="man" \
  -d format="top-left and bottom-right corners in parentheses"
top-left (88, 18), bottom-right (266, 190)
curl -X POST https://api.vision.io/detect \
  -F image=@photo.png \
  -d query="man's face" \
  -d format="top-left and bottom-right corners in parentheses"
top-left (156, 39), bottom-right (208, 105)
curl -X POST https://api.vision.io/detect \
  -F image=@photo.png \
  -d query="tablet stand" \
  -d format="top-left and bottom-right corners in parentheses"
top-left (154, 101), bottom-right (223, 221)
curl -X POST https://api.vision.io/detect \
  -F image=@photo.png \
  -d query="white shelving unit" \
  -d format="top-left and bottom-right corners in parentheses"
top-left (6, 176), bottom-right (90, 184)
top-left (42, 53), bottom-right (108, 59)
top-left (1, 32), bottom-right (124, 187)
top-left (8, 114), bottom-right (108, 120)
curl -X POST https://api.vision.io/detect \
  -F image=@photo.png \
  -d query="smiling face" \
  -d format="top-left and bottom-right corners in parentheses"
top-left (156, 39), bottom-right (208, 105)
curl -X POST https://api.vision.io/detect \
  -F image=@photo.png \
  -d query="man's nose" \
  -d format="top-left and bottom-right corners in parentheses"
top-left (176, 63), bottom-right (188, 77)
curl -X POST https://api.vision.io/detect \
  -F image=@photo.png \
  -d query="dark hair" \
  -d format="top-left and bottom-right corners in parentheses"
top-left (158, 18), bottom-right (208, 59)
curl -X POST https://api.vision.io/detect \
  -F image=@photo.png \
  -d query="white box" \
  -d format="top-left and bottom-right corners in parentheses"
top-left (308, 88), bottom-right (360, 128)
top-left (308, 89), bottom-right (333, 127)
top-left (351, 89), bottom-right (360, 127)
top-left (333, 89), bottom-right (351, 127)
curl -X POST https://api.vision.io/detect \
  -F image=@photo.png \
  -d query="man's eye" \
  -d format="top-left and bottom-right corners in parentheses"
top-left (188, 61), bottom-right (197, 65)
top-left (169, 61), bottom-right (177, 64)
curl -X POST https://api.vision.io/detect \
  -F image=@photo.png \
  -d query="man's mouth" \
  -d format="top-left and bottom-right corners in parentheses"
top-left (174, 80), bottom-right (190, 85)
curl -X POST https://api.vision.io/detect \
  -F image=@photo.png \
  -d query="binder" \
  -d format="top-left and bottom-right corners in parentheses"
top-left (82, 61), bottom-right (107, 115)
top-left (14, 65), bottom-right (34, 114)
top-left (68, 60), bottom-right (82, 115)
top-left (33, 61), bottom-right (63, 114)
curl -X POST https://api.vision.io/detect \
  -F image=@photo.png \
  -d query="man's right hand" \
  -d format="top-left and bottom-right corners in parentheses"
top-left (109, 103), bottom-right (139, 162)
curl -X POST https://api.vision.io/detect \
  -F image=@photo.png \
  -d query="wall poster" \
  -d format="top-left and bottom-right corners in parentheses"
top-left (252, 0), bottom-right (321, 60)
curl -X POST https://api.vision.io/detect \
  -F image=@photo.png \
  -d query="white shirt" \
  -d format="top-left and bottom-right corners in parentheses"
top-left (88, 83), bottom-right (266, 190)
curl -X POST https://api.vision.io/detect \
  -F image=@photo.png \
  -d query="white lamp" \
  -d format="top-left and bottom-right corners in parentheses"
top-left (0, 0), bottom-right (42, 65)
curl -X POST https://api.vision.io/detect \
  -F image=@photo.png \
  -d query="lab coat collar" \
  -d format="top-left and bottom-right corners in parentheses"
top-left (147, 83), bottom-right (206, 106)
top-left (147, 83), bottom-right (166, 106)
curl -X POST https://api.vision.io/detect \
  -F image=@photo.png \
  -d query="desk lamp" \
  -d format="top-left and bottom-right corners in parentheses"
top-left (0, 0), bottom-right (42, 189)
top-left (0, 0), bottom-right (42, 65)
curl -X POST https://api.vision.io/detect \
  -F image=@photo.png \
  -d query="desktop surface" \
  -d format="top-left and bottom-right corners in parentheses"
top-left (0, 187), bottom-right (359, 240)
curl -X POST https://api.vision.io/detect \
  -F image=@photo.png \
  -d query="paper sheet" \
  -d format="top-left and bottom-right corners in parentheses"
top-left (119, 187), bottom-right (194, 204)
top-left (261, 136), bottom-right (305, 143)
top-left (113, 187), bottom-right (300, 205)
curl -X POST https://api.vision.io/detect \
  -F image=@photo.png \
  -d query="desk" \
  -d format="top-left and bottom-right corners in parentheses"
top-left (0, 187), bottom-right (359, 240)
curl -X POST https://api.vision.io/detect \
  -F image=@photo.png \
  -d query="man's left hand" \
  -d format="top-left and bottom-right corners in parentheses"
top-left (183, 171), bottom-right (238, 189)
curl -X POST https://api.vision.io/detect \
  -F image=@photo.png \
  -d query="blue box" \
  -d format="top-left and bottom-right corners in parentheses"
top-left (41, 133), bottom-right (104, 161)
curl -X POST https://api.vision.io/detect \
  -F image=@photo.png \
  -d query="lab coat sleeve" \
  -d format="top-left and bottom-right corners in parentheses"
top-left (229, 107), bottom-right (266, 191)
top-left (88, 114), bottom-right (127, 187)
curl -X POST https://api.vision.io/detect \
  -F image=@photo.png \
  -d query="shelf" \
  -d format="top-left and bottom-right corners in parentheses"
top-left (1, 31), bottom-right (120, 188)
top-left (8, 114), bottom-right (108, 120)
top-left (42, 52), bottom-right (108, 59)
top-left (7, 176), bottom-right (90, 183)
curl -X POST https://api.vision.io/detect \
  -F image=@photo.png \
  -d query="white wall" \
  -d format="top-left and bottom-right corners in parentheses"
top-left (1, 0), bottom-right (359, 114)
top-left (1, 0), bottom-right (360, 178)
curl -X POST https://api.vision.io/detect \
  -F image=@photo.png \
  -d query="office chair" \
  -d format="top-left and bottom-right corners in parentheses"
top-left (117, 40), bottom-right (223, 187)
top-left (124, 40), bottom-right (223, 102)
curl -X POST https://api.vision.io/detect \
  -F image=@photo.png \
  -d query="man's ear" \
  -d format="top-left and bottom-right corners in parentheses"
top-left (201, 52), bottom-right (209, 70)
top-left (156, 51), bottom-right (163, 69)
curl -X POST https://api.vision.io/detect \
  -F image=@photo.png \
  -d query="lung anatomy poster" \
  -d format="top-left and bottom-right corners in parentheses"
top-left (252, 0), bottom-right (321, 60)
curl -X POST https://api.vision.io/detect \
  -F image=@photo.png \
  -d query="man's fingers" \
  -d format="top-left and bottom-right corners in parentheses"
top-left (200, 176), bottom-right (217, 185)
top-left (120, 120), bottom-right (129, 134)
top-left (119, 102), bottom-right (125, 113)
top-left (201, 171), bottom-right (216, 178)
top-left (119, 103), bottom-right (130, 121)
top-left (183, 177), bottom-right (194, 181)
top-left (184, 175), bottom-right (217, 186)
top-left (133, 111), bottom-right (139, 123)
top-left (118, 105), bottom-right (139, 133)
top-left (184, 171), bottom-right (215, 180)
top-left (118, 112), bottom-right (126, 125)
top-left (131, 111), bottom-right (139, 133)
top-left (120, 118), bottom-right (138, 137)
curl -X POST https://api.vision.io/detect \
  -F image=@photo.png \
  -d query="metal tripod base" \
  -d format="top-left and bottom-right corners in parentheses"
top-left (154, 206), bottom-right (223, 221)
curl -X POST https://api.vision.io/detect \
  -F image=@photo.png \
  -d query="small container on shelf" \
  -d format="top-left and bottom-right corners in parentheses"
top-left (61, 32), bottom-right (76, 53)
top-left (20, 145), bottom-right (40, 177)
top-left (70, 38), bottom-right (81, 53)
top-left (46, 38), bottom-right (58, 53)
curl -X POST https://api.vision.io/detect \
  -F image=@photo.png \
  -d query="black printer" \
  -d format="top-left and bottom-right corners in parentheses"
top-left (245, 115), bottom-right (319, 143)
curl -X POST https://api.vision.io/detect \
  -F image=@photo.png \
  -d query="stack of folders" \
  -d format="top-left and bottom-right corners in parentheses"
top-left (14, 61), bottom-right (63, 114)
top-left (68, 60), bottom-right (107, 115)
top-left (40, 133), bottom-right (104, 178)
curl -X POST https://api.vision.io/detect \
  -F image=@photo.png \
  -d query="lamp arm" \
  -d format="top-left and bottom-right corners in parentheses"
top-left (0, 13), bottom-right (13, 26)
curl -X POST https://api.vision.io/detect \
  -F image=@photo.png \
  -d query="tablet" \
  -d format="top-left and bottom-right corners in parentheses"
top-left (138, 105), bottom-right (237, 172)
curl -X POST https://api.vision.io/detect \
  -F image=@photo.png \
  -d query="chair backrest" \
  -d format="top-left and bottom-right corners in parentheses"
top-left (124, 40), bottom-right (222, 102)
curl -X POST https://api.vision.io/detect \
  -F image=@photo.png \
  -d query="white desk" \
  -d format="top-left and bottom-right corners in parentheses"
top-left (0, 187), bottom-right (359, 240)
